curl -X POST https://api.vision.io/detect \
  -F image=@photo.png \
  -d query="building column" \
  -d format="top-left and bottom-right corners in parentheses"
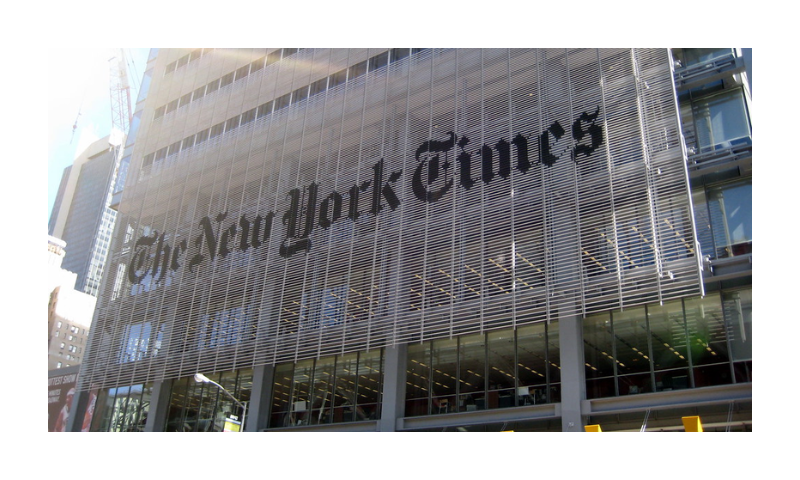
top-left (65, 389), bottom-right (90, 432)
top-left (558, 311), bottom-right (587, 432)
top-left (379, 344), bottom-right (407, 431)
top-left (246, 364), bottom-right (275, 432)
top-left (143, 379), bottom-right (173, 432)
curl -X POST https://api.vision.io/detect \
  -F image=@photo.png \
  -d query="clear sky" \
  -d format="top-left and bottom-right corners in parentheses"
top-left (47, 48), bottom-right (150, 226)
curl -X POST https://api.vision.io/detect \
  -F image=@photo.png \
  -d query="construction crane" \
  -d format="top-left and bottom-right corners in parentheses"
top-left (107, 49), bottom-right (134, 193)
top-left (108, 49), bottom-right (133, 147)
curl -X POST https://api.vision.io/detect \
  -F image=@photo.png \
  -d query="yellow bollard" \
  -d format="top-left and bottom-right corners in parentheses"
top-left (584, 424), bottom-right (602, 432)
top-left (682, 416), bottom-right (703, 432)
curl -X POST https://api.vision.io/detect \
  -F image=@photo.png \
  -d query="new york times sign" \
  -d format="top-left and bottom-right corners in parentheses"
top-left (127, 109), bottom-right (603, 286)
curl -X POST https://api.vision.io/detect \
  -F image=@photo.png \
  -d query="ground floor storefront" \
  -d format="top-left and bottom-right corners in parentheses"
top-left (75, 287), bottom-right (752, 432)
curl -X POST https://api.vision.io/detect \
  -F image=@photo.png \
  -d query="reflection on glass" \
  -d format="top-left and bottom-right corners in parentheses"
top-left (431, 338), bottom-right (458, 413)
top-left (648, 300), bottom-right (690, 392)
top-left (693, 89), bottom-right (750, 152)
top-left (406, 343), bottom-right (431, 417)
top-left (613, 307), bottom-right (650, 379)
top-left (405, 321), bottom-right (559, 416)
top-left (724, 290), bottom-right (752, 362)
top-left (708, 181), bottom-right (752, 258)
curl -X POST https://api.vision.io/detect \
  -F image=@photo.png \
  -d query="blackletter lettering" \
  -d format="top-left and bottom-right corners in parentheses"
top-left (280, 183), bottom-right (318, 257)
top-left (371, 158), bottom-right (402, 215)
top-left (128, 232), bottom-right (158, 284)
top-left (189, 212), bottom-right (228, 273)
top-left (511, 134), bottom-right (530, 173)
top-left (412, 132), bottom-right (456, 202)
top-left (571, 107), bottom-right (603, 161)
top-left (151, 232), bottom-right (172, 283)
top-left (457, 135), bottom-right (476, 190)
top-left (319, 191), bottom-right (343, 229)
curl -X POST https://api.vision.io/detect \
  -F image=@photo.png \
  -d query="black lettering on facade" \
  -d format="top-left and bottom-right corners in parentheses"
top-left (128, 232), bottom-right (158, 284)
top-left (413, 131), bottom-right (456, 202)
top-left (280, 183), bottom-right (318, 258)
top-left (125, 108), bottom-right (604, 289)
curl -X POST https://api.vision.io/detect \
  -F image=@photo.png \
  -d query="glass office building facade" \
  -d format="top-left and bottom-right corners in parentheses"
top-left (70, 48), bottom-right (752, 432)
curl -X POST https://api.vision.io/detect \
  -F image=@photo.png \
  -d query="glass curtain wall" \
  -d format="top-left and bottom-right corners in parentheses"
top-left (584, 290), bottom-right (751, 399)
top-left (163, 369), bottom-right (252, 432)
top-left (269, 349), bottom-right (384, 428)
top-left (692, 88), bottom-right (751, 152)
top-left (89, 383), bottom-right (153, 432)
top-left (405, 321), bottom-right (560, 417)
top-left (707, 180), bottom-right (752, 258)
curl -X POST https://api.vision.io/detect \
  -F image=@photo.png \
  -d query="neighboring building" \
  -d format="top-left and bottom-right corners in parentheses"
top-left (48, 236), bottom-right (96, 370)
top-left (69, 48), bottom-right (751, 432)
top-left (49, 135), bottom-right (121, 297)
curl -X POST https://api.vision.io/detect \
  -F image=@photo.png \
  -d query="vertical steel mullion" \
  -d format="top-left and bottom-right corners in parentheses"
top-left (644, 304), bottom-right (656, 392)
top-left (610, 311), bottom-right (619, 396)
top-left (631, 48), bottom-right (664, 304)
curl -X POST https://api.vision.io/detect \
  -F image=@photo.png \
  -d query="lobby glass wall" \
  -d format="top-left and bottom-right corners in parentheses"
top-left (89, 383), bottom-right (153, 432)
top-left (269, 349), bottom-right (384, 428)
top-left (584, 289), bottom-right (751, 399)
top-left (405, 321), bottom-right (560, 417)
top-left (164, 369), bottom-right (252, 432)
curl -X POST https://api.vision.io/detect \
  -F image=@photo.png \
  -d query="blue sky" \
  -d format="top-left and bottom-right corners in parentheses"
top-left (47, 48), bottom-right (150, 225)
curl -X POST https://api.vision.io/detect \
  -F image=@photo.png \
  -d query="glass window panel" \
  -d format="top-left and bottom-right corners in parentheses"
top-left (517, 323), bottom-right (548, 392)
top-left (612, 306), bottom-right (651, 376)
top-left (270, 363), bottom-right (294, 427)
top-left (723, 289), bottom-right (752, 362)
top-left (165, 99), bottom-right (178, 114)
top-left (648, 300), bottom-right (689, 372)
top-left (235, 64), bottom-right (250, 81)
top-left (692, 88), bottom-right (750, 151)
top-left (266, 49), bottom-right (281, 66)
top-left (250, 56), bottom-right (265, 73)
top-left (348, 60), bottom-right (367, 79)
top-left (390, 48), bottom-right (410, 62)
top-left (293, 85), bottom-right (309, 103)
top-left (257, 101), bottom-right (273, 118)
top-left (487, 329), bottom-right (516, 391)
top-left (405, 342), bottom-right (430, 417)
top-left (193, 85), bottom-right (206, 101)
top-left (310, 77), bottom-right (328, 96)
top-left (289, 359), bottom-right (314, 426)
top-left (648, 300), bottom-right (690, 392)
top-left (179, 92), bottom-right (192, 108)
top-left (458, 333), bottom-right (486, 411)
top-left (164, 377), bottom-right (189, 431)
top-left (680, 48), bottom-right (734, 66)
top-left (684, 294), bottom-right (729, 367)
top-left (487, 329), bottom-right (516, 409)
top-left (355, 349), bottom-right (382, 420)
top-left (91, 387), bottom-right (115, 432)
top-left (459, 333), bottom-right (485, 394)
top-left (181, 135), bottom-right (195, 150)
top-left (206, 78), bottom-right (219, 95)
top-left (370, 52), bottom-right (389, 72)
top-left (225, 115), bottom-right (241, 132)
top-left (583, 313), bottom-right (615, 379)
top-left (240, 107), bottom-right (257, 125)
top-left (332, 352), bottom-right (359, 423)
top-left (274, 93), bottom-right (291, 110)
top-left (219, 72), bottom-right (234, 88)
top-left (618, 372), bottom-right (651, 395)
top-left (431, 338), bottom-right (458, 413)
top-left (195, 128), bottom-right (209, 144)
top-left (708, 181), bottom-right (752, 258)
top-left (308, 356), bottom-right (336, 424)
